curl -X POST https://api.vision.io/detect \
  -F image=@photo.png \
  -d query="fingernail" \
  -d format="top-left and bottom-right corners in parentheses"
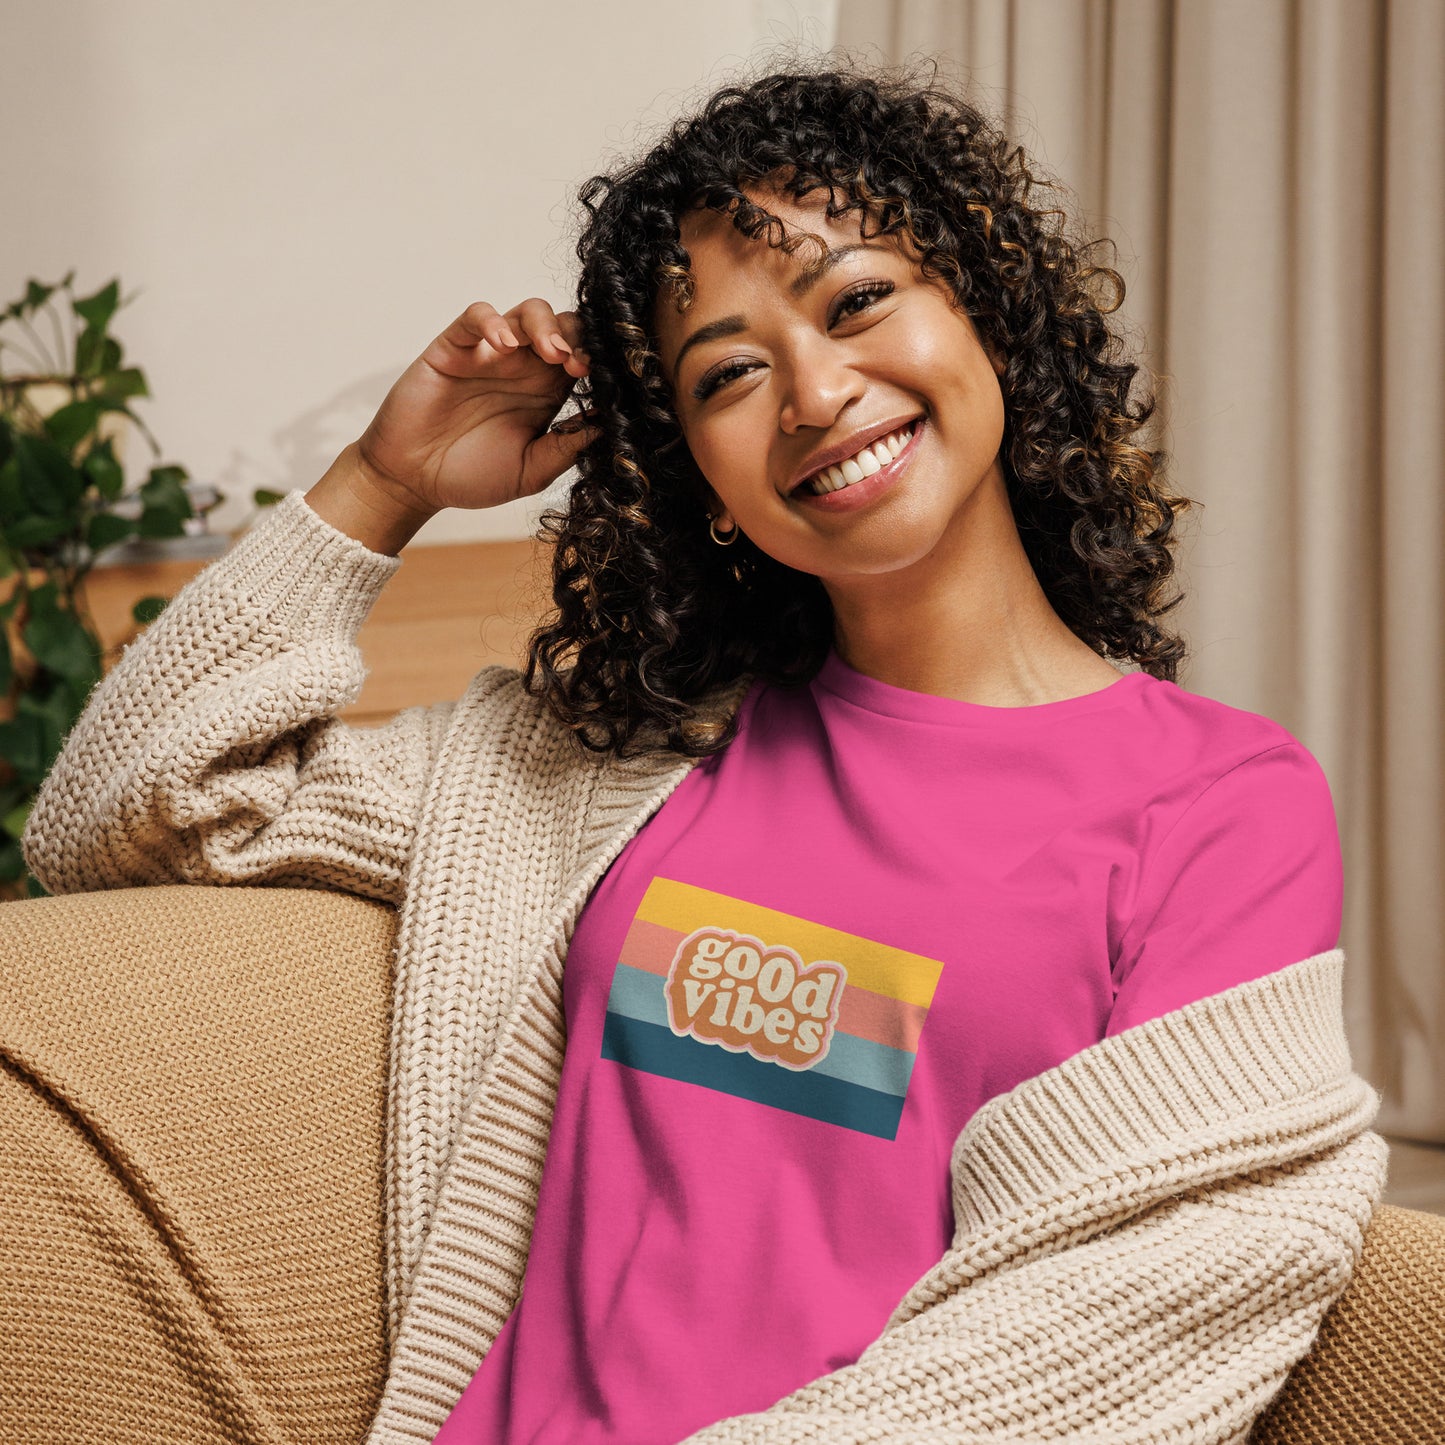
top-left (551, 333), bottom-right (572, 354)
top-left (499, 327), bottom-right (519, 347)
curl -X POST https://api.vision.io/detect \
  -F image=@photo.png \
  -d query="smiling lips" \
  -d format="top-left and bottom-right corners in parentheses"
top-left (792, 419), bottom-right (920, 497)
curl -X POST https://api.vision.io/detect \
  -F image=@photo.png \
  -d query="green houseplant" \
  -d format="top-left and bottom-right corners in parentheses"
top-left (0, 273), bottom-right (231, 900)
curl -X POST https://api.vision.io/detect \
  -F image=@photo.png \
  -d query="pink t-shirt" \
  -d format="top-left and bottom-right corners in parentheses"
top-left (432, 650), bottom-right (1342, 1444)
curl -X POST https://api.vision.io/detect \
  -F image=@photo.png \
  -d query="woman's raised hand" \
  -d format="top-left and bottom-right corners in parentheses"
top-left (353, 299), bottom-right (598, 514)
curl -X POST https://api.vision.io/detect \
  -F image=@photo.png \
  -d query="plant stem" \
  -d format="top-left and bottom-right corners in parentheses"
top-left (46, 301), bottom-right (69, 373)
top-left (13, 315), bottom-right (55, 374)
top-left (0, 337), bottom-right (50, 375)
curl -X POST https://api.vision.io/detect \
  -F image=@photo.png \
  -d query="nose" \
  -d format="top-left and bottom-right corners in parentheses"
top-left (777, 335), bottom-right (866, 435)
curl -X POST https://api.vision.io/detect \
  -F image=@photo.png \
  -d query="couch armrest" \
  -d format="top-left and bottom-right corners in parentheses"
top-left (0, 884), bottom-right (395, 1444)
top-left (1251, 1202), bottom-right (1445, 1443)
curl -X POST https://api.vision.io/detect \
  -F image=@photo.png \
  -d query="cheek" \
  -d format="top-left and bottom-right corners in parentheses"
top-left (687, 418), bottom-right (763, 497)
top-left (914, 329), bottom-right (1006, 436)
top-left (908, 319), bottom-right (986, 384)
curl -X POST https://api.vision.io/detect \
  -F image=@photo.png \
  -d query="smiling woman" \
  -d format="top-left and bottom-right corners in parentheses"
top-left (649, 182), bottom-right (1035, 690)
top-left (11, 47), bottom-right (1379, 1445)
top-left (521, 57), bottom-right (1197, 757)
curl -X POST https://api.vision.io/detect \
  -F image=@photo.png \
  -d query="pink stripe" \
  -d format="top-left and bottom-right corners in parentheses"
top-left (619, 918), bottom-right (683, 976)
top-left (836, 989), bottom-right (929, 1054)
top-left (617, 919), bottom-right (927, 1053)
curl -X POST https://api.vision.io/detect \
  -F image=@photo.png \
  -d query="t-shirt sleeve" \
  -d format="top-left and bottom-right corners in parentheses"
top-left (1106, 739), bottom-right (1344, 1037)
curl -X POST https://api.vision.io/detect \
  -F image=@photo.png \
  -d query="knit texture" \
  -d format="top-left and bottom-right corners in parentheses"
top-left (21, 488), bottom-right (1391, 1444)
top-left (1251, 1203), bottom-right (1445, 1444)
top-left (0, 882), bottom-right (395, 1444)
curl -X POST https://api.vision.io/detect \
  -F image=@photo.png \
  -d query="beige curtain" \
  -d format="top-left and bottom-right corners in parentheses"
top-left (833, 0), bottom-right (1444, 1142)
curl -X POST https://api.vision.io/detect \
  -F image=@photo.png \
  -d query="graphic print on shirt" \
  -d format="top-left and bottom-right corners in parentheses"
top-left (600, 877), bottom-right (945, 1140)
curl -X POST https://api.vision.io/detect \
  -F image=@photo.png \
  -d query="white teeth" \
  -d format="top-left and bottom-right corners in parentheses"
top-left (802, 423), bottom-right (915, 495)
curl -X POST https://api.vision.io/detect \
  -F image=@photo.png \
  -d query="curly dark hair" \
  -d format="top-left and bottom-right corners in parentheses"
top-left (522, 52), bottom-right (1196, 760)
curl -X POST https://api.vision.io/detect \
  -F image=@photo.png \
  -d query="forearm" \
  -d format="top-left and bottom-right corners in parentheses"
top-left (305, 442), bottom-right (438, 558)
top-left (20, 486), bottom-right (435, 899)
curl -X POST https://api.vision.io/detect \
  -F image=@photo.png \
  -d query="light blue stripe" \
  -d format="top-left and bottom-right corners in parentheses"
top-left (606, 961), bottom-right (915, 1098)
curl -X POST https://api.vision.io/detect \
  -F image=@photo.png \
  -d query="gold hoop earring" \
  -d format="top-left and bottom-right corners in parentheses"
top-left (709, 515), bottom-right (739, 546)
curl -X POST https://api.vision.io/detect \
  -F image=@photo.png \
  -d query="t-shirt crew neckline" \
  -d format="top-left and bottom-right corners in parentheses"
top-left (812, 646), bottom-right (1147, 725)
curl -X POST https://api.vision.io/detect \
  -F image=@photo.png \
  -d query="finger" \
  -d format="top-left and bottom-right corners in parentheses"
top-left (524, 418), bottom-right (601, 496)
top-left (435, 301), bottom-right (521, 363)
top-left (506, 298), bottom-right (583, 370)
top-left (553, 310), bottom-right (591, 365)
top-left (550, 404), bottom-right (602, 435)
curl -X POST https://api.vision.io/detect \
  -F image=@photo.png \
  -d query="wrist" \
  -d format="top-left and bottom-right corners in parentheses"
top-left (305, 443), bottom-right (437, 557)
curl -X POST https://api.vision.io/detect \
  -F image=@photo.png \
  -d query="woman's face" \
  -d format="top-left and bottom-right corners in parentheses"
top-left (651, 184), bottom-right (1009, 586)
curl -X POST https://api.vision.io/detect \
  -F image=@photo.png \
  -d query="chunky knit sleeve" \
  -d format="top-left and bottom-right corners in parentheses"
top-left (20, 488), bottom-right (453, 907)
top-left (674, 949), bottom-right (1389, 1445)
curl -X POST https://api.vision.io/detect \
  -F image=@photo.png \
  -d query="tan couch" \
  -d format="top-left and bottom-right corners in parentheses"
top-left (1, 883), bottom-right (1441, 1444)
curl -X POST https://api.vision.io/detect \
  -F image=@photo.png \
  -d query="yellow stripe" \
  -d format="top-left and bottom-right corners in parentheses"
top-left (638, 877), bottom-right (944, 1008)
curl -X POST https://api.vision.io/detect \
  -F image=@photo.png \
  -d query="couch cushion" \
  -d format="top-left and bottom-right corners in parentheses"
top-left (0, 884), bottom-right (394, 1444)
top-left (1251, 1201), bottom-right (1445, 1443)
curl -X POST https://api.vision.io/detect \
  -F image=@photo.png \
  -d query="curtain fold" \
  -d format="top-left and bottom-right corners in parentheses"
top-left (834, 0), bottom-right (1445, 1140)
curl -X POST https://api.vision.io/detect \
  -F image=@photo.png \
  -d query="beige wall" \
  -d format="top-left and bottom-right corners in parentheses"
top-left (0, 0), bottom-right (838, 543)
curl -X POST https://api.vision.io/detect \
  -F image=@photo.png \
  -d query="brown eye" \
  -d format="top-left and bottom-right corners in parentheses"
top-left (693, 280), bottom-right (896, 402)
top-left (694, 359), bottom-right (755, 401)
top-left (830, 279), bottom-right (894, 324)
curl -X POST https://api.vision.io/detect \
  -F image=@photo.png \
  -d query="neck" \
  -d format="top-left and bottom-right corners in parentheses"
top-left (823, 469), bottom-right (1115, 706)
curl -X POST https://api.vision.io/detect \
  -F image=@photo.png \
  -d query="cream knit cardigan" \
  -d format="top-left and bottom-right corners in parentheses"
top-left (23, 489), bottom-right (1389, 1445)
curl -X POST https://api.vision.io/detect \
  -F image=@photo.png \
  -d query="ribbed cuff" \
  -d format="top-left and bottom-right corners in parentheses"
top-left (214, 487), bottom-right (404, 640)
top-left (950, 947), bottom-right (1373, 1232)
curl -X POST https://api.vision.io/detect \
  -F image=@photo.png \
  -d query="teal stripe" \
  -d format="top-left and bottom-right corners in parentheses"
top-left (601, 1011), bottom-right (906, 1140)
top-left (606, 961), bottom-right (915, 1099)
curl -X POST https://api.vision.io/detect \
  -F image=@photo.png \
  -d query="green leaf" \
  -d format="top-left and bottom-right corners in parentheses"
top-left (22, 599), bottom-right (101, 683)
top-left (13, 433), bottom-right (84, 514)
top-left (23, 279), bottom-right (56, 314)
top-left (92, 397), bottom-right (142, 421)
top-left (82, 437), bottom-right (125, 499)
top-left (73, 279), bottom-right (120, 332)
top-left (26, 578), bottom-right (58, 611)
top-left (6, 687), bottom-right (77, 785)
top-left (0, 837), bottom-right (24, 884)
top-left (98, 366), bottom-right (148, 401)
top-left (5, 513), bottom-right (72, 547)
top-left (145, 463), bottom-right (190, 494)
top-left (76, 324), bottom-right (105, 376)
top-left (137, 506), bottom-right (190, 539)
top-left (0, 455), bottom-right (26, 521)
top-left (59, 669), bottom-right (97, 721)
top-left (132, 594), bottom-right (169, 625)
top-left (100, 336), bottom-right (122, 372)
top-left (137, 463), bottom-right (193, 536)
top-left (86, 510), bottom-right (135, 552)
top-left (44, 399), bottom-right (101, 453)
top-left (0, 711), bottom-right (49, 784)
top-left (0, 625), bottom-right (9, 694)
top-left (2, 794), bottom-right (31, 842)
top-left (253, 488), bottom-right (286, 507)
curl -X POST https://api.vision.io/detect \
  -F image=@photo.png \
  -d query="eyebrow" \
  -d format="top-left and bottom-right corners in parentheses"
top-left (668, 241), bottom-right (892, 385)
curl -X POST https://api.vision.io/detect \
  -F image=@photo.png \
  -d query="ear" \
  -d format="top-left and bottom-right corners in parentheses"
top-left (704, 484), bottom-right (733, 531)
